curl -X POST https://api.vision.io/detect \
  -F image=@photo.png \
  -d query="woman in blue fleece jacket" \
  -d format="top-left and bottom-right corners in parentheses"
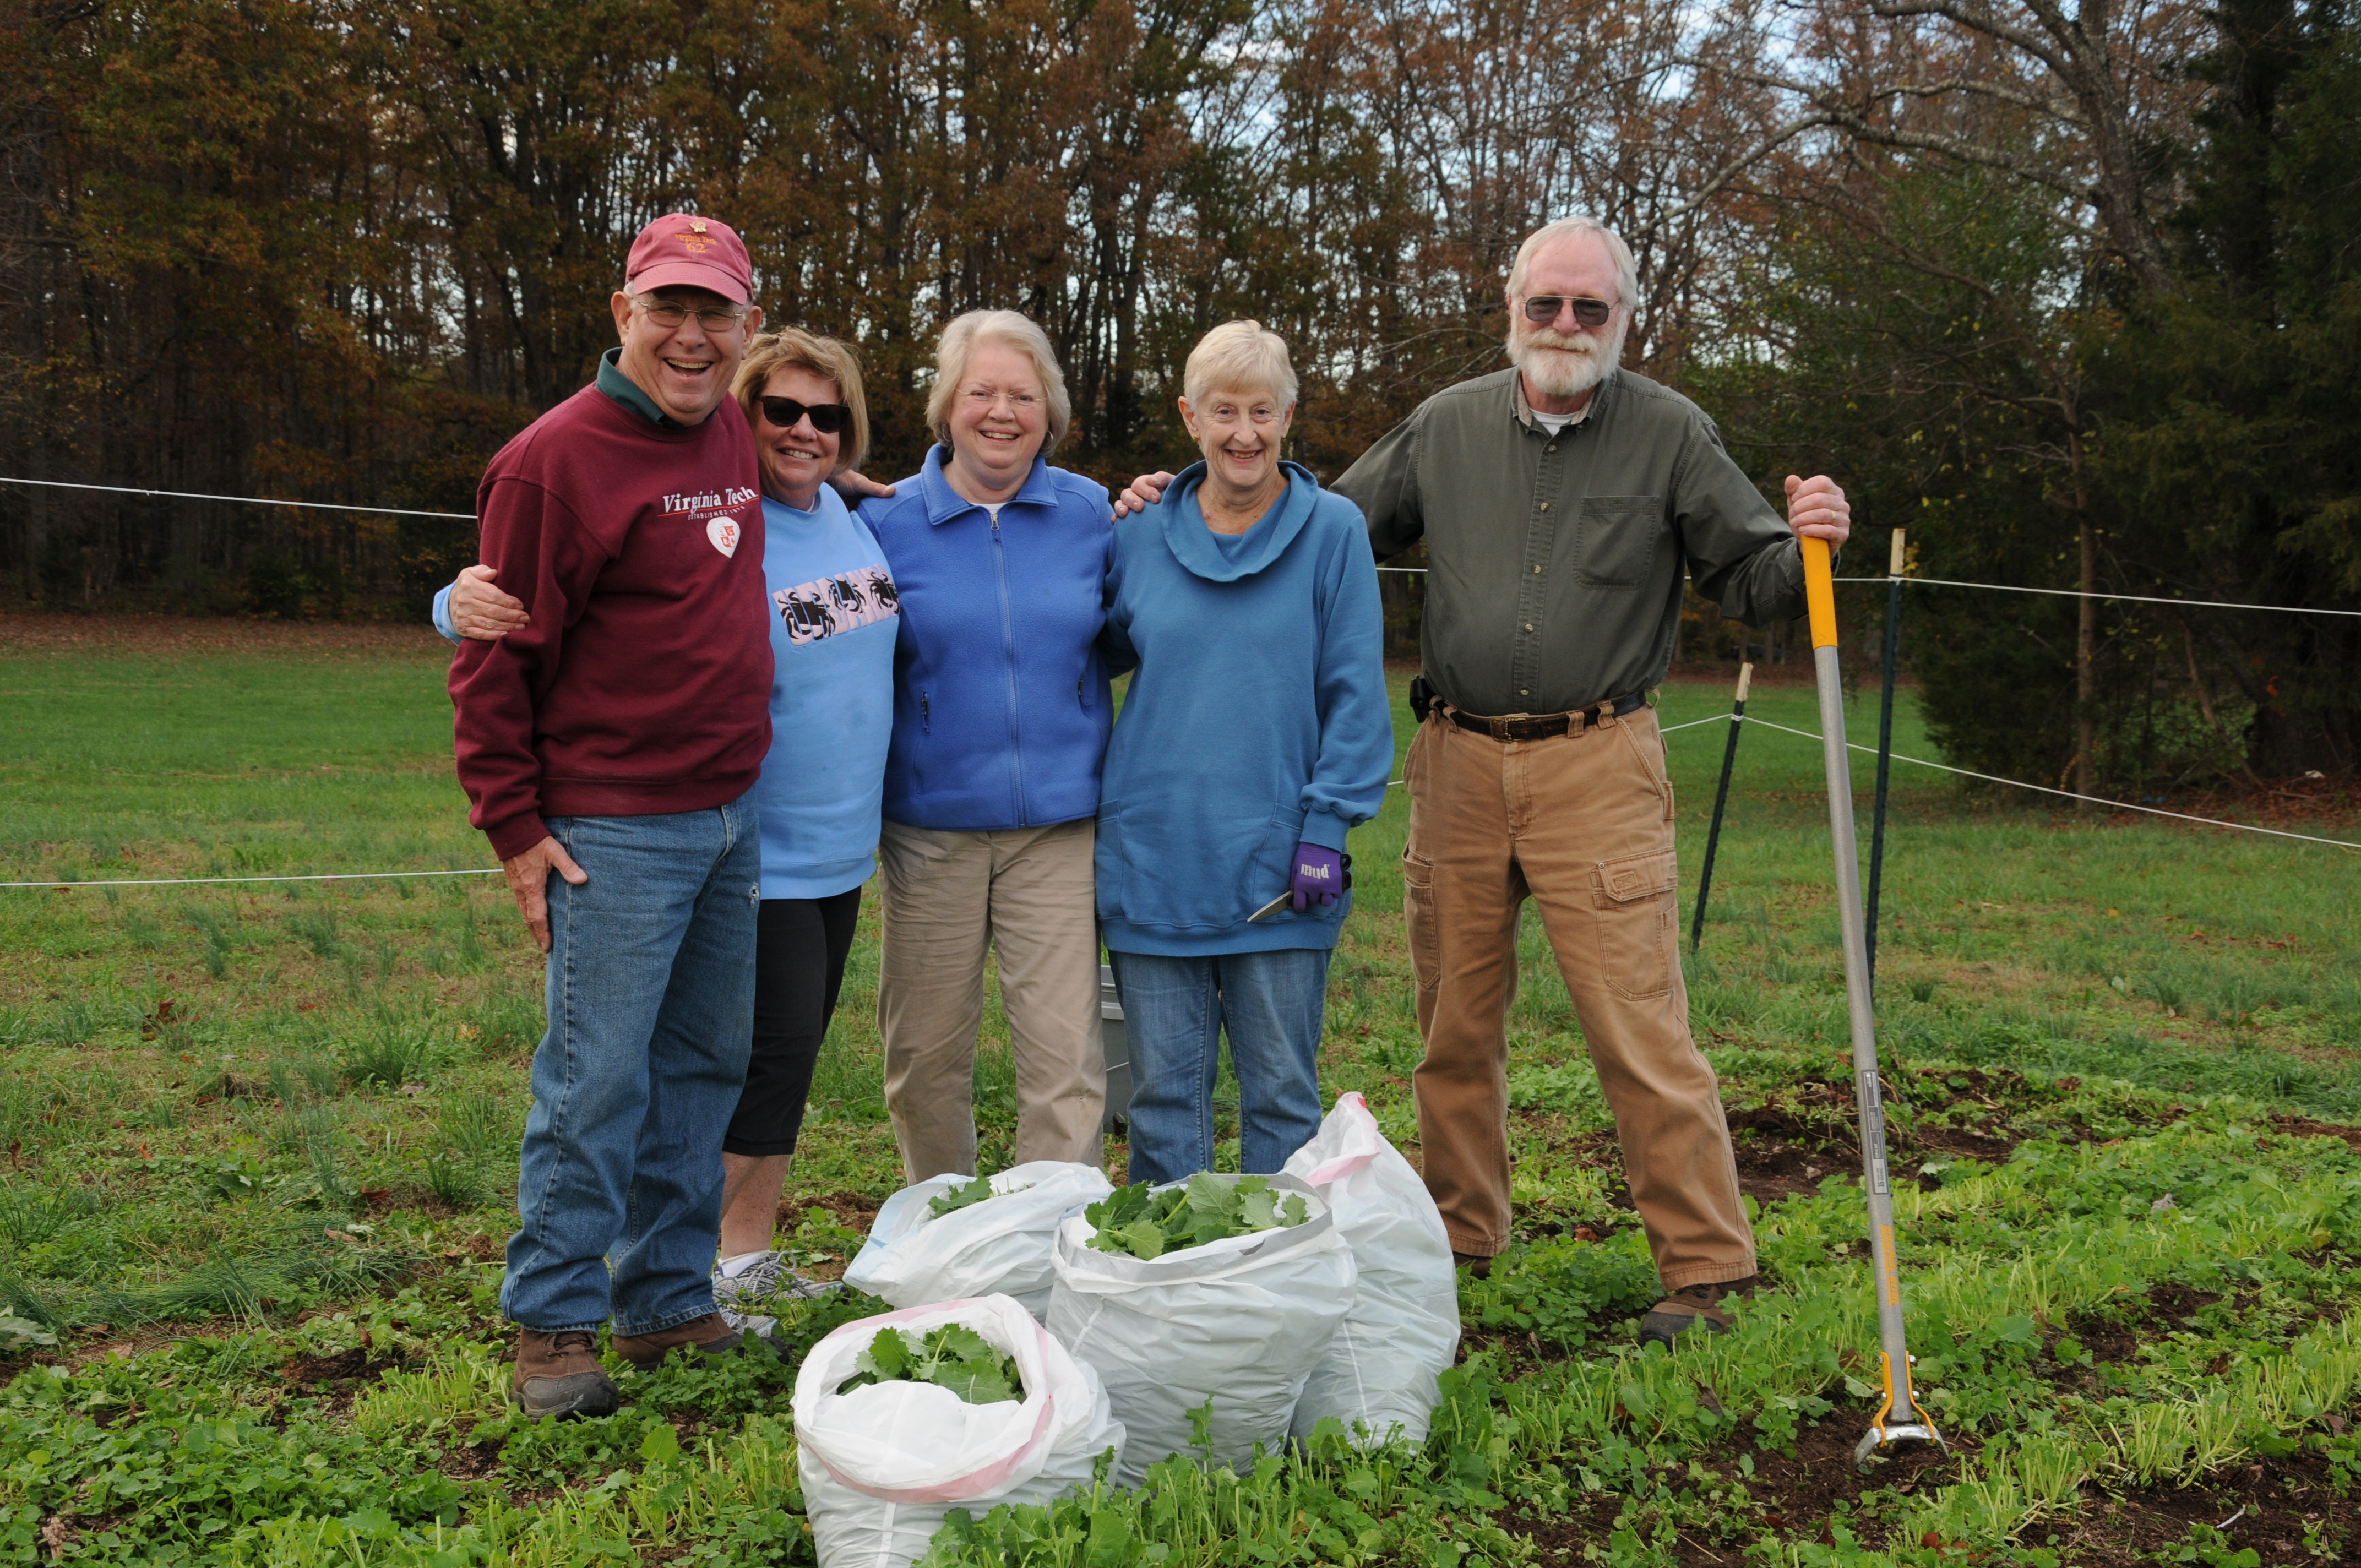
top-left (1097, 321), bottom-right (1393, 1183)
top-left (858, 311), bottom-right (1118, 1185)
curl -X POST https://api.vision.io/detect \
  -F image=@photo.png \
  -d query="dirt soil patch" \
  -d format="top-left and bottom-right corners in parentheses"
top-left (2272, 1114), bottom-right (2361, 1152)
top-left (2045, 1443), bottom-right (2360, 1564)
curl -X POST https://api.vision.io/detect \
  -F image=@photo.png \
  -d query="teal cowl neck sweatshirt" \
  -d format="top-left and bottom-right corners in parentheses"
top-left (1095, 460), bottom-right (1394, 955)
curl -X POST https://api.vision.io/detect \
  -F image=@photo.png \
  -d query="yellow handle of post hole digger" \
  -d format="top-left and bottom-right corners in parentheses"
top-left (1803, 536), bottom-right (1838, 650)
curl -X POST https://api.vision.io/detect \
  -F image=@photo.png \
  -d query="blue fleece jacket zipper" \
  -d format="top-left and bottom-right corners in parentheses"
top-left (991, 509), bottom-right (1029, 826)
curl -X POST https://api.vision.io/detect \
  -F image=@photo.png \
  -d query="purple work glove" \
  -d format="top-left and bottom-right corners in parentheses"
top-left (1290, 843), bottom-right (1346, 912)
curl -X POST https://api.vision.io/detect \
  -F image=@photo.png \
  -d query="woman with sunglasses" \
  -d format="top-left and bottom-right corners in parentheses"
top-left (437, 330), bottom-right (897, 1330)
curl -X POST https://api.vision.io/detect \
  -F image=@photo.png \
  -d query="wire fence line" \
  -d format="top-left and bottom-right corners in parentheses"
top-left (0, 475), bottom-right (475, 521)
top-left (1378, 560), bottom-right (2356, 618)
top-left (1721, 712), bottom-right (2359, 852)
top-left (8, 473), bottom-right (2353, 619)
top-left (1, 473), bottom-right (2351, 883)
top-left (1369, 706), bottom-right (2354, 852)
top-left (1840, 574), bottom-right (2361, 618)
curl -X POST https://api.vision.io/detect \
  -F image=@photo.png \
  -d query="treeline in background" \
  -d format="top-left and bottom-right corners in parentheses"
top-left (1, 1), bottom-right (2355, 790)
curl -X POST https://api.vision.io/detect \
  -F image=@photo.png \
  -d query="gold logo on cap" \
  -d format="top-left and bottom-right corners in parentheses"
top-left (690, 219), bottom-right (708, 232)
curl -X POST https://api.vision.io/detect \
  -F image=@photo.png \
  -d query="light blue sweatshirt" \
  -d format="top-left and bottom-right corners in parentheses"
top-left (433, 486), bottom-right (895, 900)
top-left (1094, 460), bottom-right (1392, 956)
top-left (748, 489), bottom-right (897, 898)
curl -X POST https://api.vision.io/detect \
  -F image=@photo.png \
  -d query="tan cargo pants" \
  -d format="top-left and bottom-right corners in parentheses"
top-left (877, 817), bottom-right (1106, 1183)
top-left (1402, 705), bottom-right (1755, 1289)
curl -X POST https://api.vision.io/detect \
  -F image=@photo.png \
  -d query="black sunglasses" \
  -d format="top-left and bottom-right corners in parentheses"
top-left (1522, 296), bottom-right (1615, 329)
top-left (757, 396), bottom-right (853, 435)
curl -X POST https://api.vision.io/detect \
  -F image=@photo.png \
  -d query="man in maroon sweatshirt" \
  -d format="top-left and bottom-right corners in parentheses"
top-left (450, 214), bottom-right (774, 1419)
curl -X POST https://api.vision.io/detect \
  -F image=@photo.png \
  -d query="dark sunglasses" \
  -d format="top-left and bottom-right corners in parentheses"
top-left (1522, 296), bottom-right (1615, 329)
top-left (757, 396), bottom-right (853, 435)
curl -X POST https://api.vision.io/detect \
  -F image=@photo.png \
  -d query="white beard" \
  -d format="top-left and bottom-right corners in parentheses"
top-left (1508, 319), bottom-right (1628, 400)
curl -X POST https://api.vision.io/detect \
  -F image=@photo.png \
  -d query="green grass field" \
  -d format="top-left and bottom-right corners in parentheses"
top-left (2, 618), bottom-right (2358, 1567)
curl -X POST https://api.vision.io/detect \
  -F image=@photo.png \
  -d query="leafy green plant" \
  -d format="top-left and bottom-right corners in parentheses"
top-left (835, 1323), bottom-right (1022, 1405)
top-left (0, 1313), bottom-right (58, 1354)
top-left (1083, 1173), bottom-right (1307, 1261)
top-left (928, 1173), bottom-right (1008, 1219)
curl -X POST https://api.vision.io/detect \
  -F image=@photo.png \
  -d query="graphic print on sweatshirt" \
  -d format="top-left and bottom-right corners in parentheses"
top-left (656, 484), bottom-right (761, 558)
top-left (774, 565), bottom-right (900, 644)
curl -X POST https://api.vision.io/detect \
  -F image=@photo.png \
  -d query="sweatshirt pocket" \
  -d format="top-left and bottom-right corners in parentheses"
top-left (1576, 494), bottom-right (1664, 590)
top-left (1117, 798), bottom-right (1279, 931)
top-left (1236, 805), bottom-right (1312, 923)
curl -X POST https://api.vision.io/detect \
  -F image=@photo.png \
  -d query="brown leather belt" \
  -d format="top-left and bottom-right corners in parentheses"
top-left (1441, 692), bottom-right (1647, 742)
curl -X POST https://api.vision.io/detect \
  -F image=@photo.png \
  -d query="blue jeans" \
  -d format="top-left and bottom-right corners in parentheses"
top-left (502, 797), bottom-right (760, 1336)
top-left (1109, 948), bottom-right (1330, 1184)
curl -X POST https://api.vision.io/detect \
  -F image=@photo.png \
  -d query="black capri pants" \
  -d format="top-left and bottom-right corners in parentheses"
top-left (722, 888), bottom-right (863, 1157)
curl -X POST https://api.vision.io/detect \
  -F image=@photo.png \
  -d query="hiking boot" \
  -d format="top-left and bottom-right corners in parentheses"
top-left (1639, 1274), bottom-right (1759, 1349)
top-left (1452, 1250), bottom-right (1495, 1281)
top-left (711, 1251), bottom-right (841, 1337)
top-left (511, 1328), bottom-right (621, 1420)
top-left (611, 1311), bottom-right (771, 1370)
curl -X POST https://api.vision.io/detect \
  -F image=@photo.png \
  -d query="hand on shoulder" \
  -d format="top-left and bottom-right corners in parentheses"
top-left (1111, 471), bottom-right (1176, 520)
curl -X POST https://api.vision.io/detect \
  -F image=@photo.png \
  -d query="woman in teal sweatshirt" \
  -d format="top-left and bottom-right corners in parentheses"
top-left (1096, 321), bottom-right (1394, 1183)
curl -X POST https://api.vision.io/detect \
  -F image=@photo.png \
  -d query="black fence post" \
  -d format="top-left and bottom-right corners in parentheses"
top-left (1690, 661), bottom-right (1752, 951)
top-left (1865, 529), bottom-right (1906, 986)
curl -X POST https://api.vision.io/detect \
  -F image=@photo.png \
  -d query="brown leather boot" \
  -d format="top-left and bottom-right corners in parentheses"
top-left (1452, 1250), bottom-right (1495, 1281)
top-left (1639, 1273), bottom-right (1759, 1349)
top-left (610, 1311), bottom-right (765, 1370)
top-left (511, 1328), bottom-right (620, 1419)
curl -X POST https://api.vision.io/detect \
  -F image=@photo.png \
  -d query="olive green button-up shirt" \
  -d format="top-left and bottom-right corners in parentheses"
top-left (1334, 366), bottom-right (1809, 717)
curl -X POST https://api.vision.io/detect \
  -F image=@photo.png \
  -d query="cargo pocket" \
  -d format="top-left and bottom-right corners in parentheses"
top-left (1402, 848), bottom-right (1440, 1005)
top-left (1592, 847), bottom-right (1677, 1000)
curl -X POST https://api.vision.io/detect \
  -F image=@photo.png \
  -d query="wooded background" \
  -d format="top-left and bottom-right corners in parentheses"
top-left (2, 1), bottom-right (2355, 788)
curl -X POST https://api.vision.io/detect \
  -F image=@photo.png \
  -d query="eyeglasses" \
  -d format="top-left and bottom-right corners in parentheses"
top-left (638, 299), bottom-right (750, 333)
top-left (1521, 296), bottom-right (1616, 329)
top-left (757, 396), bottom-right (853, 434)
top-left (963, 386), bottom-right (1041, 413)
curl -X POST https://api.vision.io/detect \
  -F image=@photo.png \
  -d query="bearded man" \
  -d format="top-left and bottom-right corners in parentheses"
top-left (1348, 215), bottom-right (1852, 1343)
top-left (1118, 215), bottom-right (1851, 1344)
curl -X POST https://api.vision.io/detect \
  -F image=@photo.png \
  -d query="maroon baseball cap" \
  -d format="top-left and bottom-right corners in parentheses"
top-left (624, 213), bottom-right (754, 304)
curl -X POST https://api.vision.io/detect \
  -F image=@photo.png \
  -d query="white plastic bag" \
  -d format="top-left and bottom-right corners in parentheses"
top-left (1281, 1091), bottom-right (1461, 1446)
top-left (792, 1294), bottom-right (1125, 1568)
top-left (1046, 1173), bottom-right (1356, 1486)
top-left (843, 1161), bottom-right (1113, 1321)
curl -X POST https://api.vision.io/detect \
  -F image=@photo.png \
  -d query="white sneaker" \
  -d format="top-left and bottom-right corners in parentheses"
top-left (711, 1251), bottom-right (839, 1336)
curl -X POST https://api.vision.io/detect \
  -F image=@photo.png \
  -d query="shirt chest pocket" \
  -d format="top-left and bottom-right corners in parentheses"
top-left (1575, 494), bottom-right (1664, 590)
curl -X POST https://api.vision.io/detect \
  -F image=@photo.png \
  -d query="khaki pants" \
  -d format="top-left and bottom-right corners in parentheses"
top-left (877, 818), bottom-right (1105, 1182)
top-left (1402, 706), bottom-right (1754, 1289)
